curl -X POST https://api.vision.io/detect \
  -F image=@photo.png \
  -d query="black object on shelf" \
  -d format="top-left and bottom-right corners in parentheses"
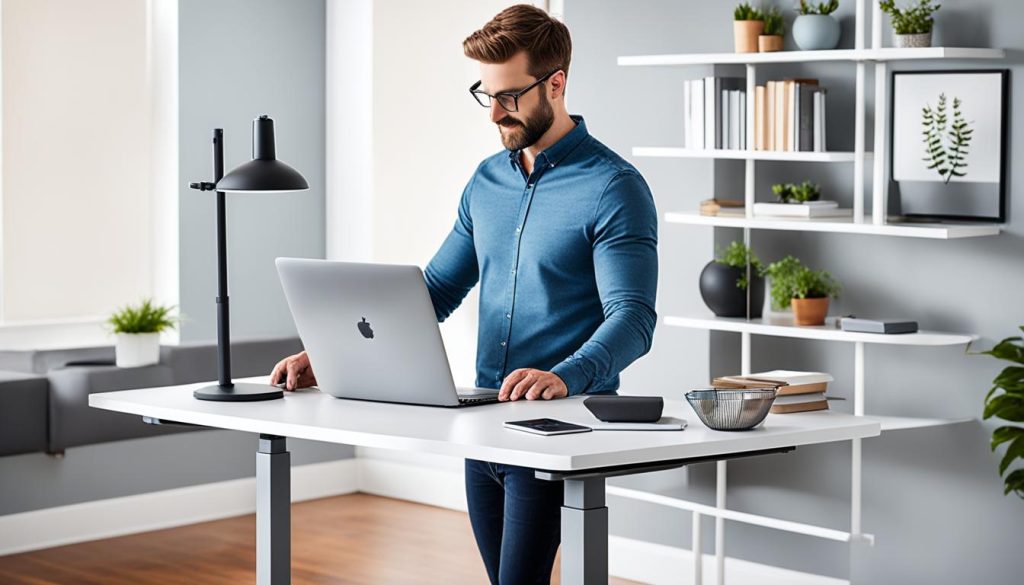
top-left (584, 396), bottom-right (665, 423)
top-left (189, 116), bottom-right (309, 402)
top-left (699, 261), bottom-right (765, 319)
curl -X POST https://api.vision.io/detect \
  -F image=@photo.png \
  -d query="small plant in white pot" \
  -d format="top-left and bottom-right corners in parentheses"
top-left (107, 299), bottom-right (178, 367)
top-left (879, 0), bottom-right (941, 48)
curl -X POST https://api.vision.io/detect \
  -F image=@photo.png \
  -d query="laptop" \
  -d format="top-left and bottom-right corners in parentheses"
top-left (275, 258), bottom-right (499, 407)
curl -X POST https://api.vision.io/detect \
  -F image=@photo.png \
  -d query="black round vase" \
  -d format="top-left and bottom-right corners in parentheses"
top-left (699, 261), bottom-right (765, 318)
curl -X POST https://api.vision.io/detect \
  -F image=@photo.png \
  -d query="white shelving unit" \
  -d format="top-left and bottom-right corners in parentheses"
top-left (632, 146), bottom-right (865, 162)
top-left (665, 211), bottom-right (1002, 239)
top-left (615, 2), bottom-right (1002, 584)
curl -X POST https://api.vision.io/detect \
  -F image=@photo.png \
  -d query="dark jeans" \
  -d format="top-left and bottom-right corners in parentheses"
top-left (465, 459), bottom-right (563, 585)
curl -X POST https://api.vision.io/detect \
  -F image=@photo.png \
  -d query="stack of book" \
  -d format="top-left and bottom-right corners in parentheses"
top-left (752, 200), bottom-right (852, 218)
top-left (683, 76), bottom-right (746, 150)
top-left (711, 370), bottom-right (834, 414)
top-left (752, 79), bottom-right (827, 152)
top-left (699, 198), bottom-right (745, 217)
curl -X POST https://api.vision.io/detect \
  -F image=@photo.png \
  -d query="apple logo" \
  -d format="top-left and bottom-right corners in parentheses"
top-left (357, 317), bottom-right (374, 339)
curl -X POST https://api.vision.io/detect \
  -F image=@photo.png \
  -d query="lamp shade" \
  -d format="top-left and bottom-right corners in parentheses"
top-left (216, 115), bottom-right (309, 193)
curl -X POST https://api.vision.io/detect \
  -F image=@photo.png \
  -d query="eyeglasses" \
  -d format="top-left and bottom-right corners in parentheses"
top-left (469, 70), bottom-right (560, 113)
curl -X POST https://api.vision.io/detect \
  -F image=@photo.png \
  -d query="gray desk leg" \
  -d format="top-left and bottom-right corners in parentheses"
top-left (257, 434), bottom-right (290, 585)
top-left (561, 477), bottom-right (608, 585)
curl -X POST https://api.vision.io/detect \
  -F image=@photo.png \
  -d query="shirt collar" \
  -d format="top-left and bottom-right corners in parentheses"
top-left (508, 115), bottom-right (589, 171)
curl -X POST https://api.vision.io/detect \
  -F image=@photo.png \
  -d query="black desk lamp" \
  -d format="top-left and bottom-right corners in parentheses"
top-left (190, 115), bottom-right (308, 401)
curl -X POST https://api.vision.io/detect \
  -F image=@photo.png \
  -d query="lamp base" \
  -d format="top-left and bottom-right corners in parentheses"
top-left (194, 382), bottom-right (284, 402)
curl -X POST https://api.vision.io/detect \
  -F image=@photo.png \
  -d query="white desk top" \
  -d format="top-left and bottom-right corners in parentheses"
top-left (89, 377), bottom-right (880, 471)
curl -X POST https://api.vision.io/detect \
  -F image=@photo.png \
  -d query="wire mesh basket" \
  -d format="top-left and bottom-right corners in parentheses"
top-left (685, 388), bottom-right (779, 431)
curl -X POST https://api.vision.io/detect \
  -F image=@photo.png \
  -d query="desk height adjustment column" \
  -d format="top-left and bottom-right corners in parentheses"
top-left (561, 477), bottom-right (608, 585)
top-left (257, 434), bottom-right (290, 585)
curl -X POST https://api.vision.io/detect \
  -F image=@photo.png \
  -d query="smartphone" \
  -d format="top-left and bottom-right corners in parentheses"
top-left (503, 418), bottom-right (593, 436)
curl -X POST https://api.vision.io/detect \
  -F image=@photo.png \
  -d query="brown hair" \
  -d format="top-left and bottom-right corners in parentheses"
top-left (463, 4), bottom-right (572, 80)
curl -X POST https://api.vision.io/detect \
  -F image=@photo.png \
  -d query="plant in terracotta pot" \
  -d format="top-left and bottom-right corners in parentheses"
top-left (972, 326), bottom-right (1024, 499)
top-left (793, 0), bottom-right (841, 50)
top-left (759, 7), bottom-right (785, 52)
top-left (733, 3), bottom-right (764, 54)
top-left (107, 299), bottom-right (179, 367)
top-left (699, 241), bottom-right (766, 318)
top-left (765, 255), bottom-right (840, 325)
top-left (879, 0), bottom-right (940, 48)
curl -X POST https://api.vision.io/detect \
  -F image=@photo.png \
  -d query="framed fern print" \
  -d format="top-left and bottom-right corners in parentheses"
top-left (889, 69), bottom-right (1008, 222)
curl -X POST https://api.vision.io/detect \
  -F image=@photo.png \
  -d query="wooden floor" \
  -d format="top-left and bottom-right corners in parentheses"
top-left (0, 493), bottom-right (641, 585)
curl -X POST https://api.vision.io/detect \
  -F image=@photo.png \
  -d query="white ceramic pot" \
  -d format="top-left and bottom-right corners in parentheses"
top-left (115, 332), bottom-right (161, 367)
top-left (894, 32), bottom-right (932, 48)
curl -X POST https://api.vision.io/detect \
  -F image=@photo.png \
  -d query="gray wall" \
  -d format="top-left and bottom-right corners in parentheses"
top-left (0, 0), bottom-right (352, 518)
top-left (567, 1), bottom-right (1024, 583)
top-left (179, 0), bottom-right (326, 343)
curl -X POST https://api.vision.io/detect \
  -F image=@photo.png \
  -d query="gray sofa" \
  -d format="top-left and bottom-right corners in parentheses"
top-left (0, 337), bottom-right (302, 457)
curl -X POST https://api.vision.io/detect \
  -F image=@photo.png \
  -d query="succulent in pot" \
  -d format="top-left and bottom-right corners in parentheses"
top-left (733, 2), bottom-right (765, 53)
top-left (759, 7), bottom-right (785, 52)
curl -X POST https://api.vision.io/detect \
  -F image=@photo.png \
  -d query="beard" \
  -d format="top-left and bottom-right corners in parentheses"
top-left (497, 93), bottom-right (555, 151)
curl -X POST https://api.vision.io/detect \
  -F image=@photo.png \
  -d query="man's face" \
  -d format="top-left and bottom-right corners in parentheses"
top-left (478, 52), bottom-right (555, 151)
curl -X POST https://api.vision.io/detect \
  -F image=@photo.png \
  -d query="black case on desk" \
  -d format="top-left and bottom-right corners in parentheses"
top-left (584, 396), bottom-right (664, 423)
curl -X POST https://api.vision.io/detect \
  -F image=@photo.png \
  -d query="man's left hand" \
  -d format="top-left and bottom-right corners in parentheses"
top-left (499, 368), bottom-right (568, 401)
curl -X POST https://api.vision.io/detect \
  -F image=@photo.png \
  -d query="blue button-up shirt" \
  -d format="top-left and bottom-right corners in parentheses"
top-left (424, 116), bottom-right (658, 395)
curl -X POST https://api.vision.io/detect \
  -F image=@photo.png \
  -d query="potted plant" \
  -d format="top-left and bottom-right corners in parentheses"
top-left (107, 299), bottom-right (178, 367)
top-left (793, 0), bottom-right (841, 51)
top-left (699, 241), bottom-right (766, 318)
top-left (765, 255), bottom-right (840, 325)
top-left (879, 0), bottom-right (940, 48)
top-left (772, 180), bottom-right (822, 203)
top-left (733, 3), bottom-right (764, 54)
top-left (759, 7), bottom-right (785, 52)
top-left (973, 327), bottom-right (1024, 499)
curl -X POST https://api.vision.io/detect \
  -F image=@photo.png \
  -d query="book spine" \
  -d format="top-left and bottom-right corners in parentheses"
top-left (683, 80), bottom-right (691, 150)
top-left (766, 81), bottom-right (775, 151)
top-left (799, 84), bottom-right (815, 152)
top-left (694, 80), bottom-right (705, 149)
top-left (739, 90), bottom-right (746, 151)
top-left (704, 76), bottom-right (715, 149)
top-left (754, 85), bottom-right (765, 151)
top-left (813, 91), bottom-right (822, 152)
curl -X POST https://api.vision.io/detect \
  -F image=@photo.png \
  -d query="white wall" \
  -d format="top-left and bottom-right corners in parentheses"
top-left (1, 0), bottom-right (152, 324)
top-left (328, 0), bottom-right (522, 386)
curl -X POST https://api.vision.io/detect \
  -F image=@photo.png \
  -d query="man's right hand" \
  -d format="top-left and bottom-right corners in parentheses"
top-left (269, 351), bottom-right (317, 391)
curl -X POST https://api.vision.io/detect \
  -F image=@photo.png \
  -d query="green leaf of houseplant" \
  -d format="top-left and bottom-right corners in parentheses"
top-left (984, 394), bottom-right (1024, 422)
top-left (999, 435), bottom-right (1024, 476)
top-left (991, 426), bottom-right (1024, 451)
top-left (1003, 469), bottom-right (1024, 498)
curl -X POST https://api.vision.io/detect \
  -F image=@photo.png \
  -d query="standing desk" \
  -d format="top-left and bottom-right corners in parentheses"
top-left (89, 376), bottom-right (879, 585)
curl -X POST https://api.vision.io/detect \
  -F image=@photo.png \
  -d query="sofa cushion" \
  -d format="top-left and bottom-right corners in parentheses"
top-left (0, 346), bottom-right (115, 375)
top-left (47, 365), bottom-right (185, 452)
top-left (0, 370), bottom-right (49, 456)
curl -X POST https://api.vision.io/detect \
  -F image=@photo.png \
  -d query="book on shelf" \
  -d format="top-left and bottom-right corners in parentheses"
top-left (753, 201), bottom-right (853, 218)
top-left (770, 392), bottom-right (830, 414)
top-left (712, 370), bottom-right (833, 396)
top-left (683, 77), bottom-right (744, 150)
top-left (753, 79), bottom-right (826, 152)
top-left (699, 198), bottom-right (745, 216)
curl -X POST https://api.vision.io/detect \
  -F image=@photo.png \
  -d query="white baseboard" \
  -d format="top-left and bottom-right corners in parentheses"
top-left (0, 458), bottom-right (358, 556)
top-left (0, 453), bottom-right (847, 585)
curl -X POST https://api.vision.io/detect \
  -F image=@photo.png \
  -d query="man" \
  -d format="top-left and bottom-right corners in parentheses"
top-left (270, 5), bottom-right (657, 583)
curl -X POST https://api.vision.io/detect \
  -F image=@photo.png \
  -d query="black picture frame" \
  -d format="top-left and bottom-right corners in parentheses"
top-left (888, 69), bottom-right (1009, 223)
